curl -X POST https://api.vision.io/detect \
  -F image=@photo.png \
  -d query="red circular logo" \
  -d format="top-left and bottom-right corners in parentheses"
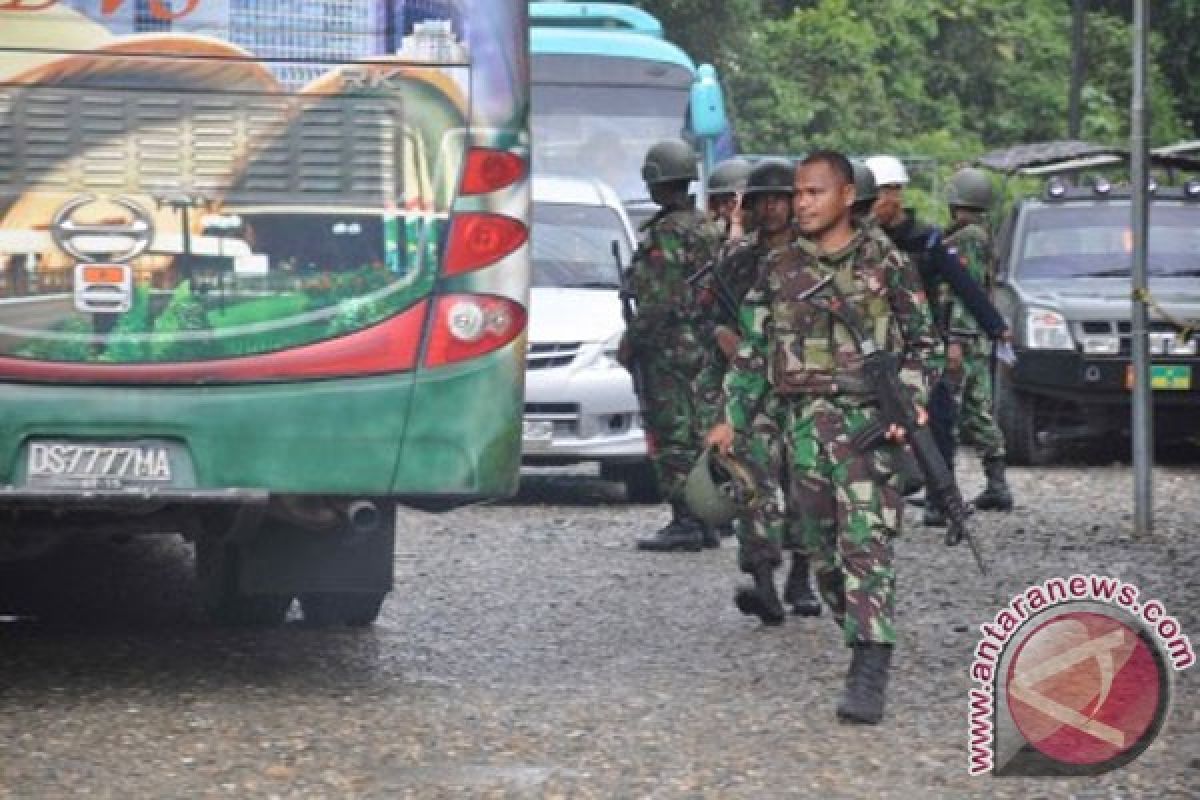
top-left (1005, 611), bottom-right (1163, 766)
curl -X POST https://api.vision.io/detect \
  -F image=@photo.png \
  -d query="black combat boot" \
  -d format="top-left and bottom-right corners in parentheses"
top-left (783, 553), bottom-right (822, 617)
top-left (973, 455), bottom-right (1014, 511)
top-left (837, 643), bottom-right (894, 724)
top-left (635, 503), bottom-right (704, 552)
top-left (700, 521), bottom-right (722, 549)
top-left (734, 561), bottom-right (785, 626)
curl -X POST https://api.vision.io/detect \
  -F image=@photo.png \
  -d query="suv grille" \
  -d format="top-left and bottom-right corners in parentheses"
top-left (527, 342), bottom-right (582, 370)
top-left (523, 402), bottom-right (580, 436)
top-left (1074, 320), bottom-right (1189, 356)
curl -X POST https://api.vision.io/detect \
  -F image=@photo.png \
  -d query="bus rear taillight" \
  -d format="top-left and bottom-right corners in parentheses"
top-left (443, 212), bottom-right (527, 276)
top-left (424, 294), bottom-right (526, 367)
top-left (460, 148), bottom-right (526, 195)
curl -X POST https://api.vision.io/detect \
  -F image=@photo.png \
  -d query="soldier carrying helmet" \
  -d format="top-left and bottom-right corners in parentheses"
top-left (620, 139), bottom-right (723, 552)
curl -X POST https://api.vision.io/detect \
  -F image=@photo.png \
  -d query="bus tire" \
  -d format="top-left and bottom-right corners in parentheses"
top-left (196, 538), bottom-right (292, 627)
top-left (299, 592), bottom-right (386, 627)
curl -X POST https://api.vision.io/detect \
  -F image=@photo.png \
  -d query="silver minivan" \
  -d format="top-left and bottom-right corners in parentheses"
top-left (523, 175), bottom-right (659, 501)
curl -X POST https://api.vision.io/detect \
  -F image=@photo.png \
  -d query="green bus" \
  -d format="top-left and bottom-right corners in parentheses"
top-left (0, 0), bottom-right (530, 626)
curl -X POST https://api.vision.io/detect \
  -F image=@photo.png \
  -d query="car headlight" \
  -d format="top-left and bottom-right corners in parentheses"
top-left (1025, 308), bottom-right (1075, 350)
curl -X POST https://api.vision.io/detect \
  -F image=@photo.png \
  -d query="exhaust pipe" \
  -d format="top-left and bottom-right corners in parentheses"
top-left (346, 500), bottom-right (381, 534)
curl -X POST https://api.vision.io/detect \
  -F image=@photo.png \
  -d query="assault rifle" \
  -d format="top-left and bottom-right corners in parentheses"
top-left (612, 240), bottom-right (647, 403)
top-left (800, 274), bottom-right (989, 576)
top-left (685, 248), bottom-right (741, 325)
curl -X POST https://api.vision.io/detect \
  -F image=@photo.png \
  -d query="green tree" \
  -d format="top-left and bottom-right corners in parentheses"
top-left (635, 0), bottom-right (1191, 162)
top-left (628, 0), bottom-right (761, 69)
top-left (1089, 0), bottom-right (1200, 137)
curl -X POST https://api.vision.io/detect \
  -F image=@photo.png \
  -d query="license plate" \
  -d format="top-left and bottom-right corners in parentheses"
top-left (522, 419), bottom-right (554, 452)
top-left (1125, 365), bottom-right (1192, 390)
top-left (26, 441), bottom-right (174, 489)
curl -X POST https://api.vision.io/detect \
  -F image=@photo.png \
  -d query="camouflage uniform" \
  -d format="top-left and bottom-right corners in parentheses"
top-left (693, 231), bottom-right (765, 432)
top-left (629, 208), bottom-right (721, 506)
top-left (940, 221), bottom-right (1005, 461)
top-left (723, 227), bottom-right (936, 645)
top-left (694, 232), bottom-right (797, 570)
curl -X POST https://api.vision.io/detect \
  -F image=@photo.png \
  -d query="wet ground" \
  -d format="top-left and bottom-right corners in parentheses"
top-left (1, 458), bottom-right (1197, 798)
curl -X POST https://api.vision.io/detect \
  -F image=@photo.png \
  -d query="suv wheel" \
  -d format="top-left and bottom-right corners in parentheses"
top-left (994, 366), bottom-right (1056, 466)
top-left (603, 462), bottom-right (662, 503)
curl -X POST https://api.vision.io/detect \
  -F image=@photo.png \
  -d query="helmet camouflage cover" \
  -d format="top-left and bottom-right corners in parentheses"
top-left (642, 138), bottom-right (699, 186)
top-left (708, 157), bottom-right (753, 195)
top-left (743, 157), bottom-right (795, 197)
top-left (947, 167), bottom-right (994, 210)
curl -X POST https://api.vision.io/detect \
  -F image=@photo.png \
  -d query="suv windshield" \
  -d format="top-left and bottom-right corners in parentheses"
top-left (532, 203), bottom-right (631, 289)
top-left (1016, 203), bottom-right (1200, 279)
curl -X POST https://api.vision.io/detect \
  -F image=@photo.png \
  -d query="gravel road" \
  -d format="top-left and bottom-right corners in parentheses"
top-left (1, 456), bottom-right (1197, 798)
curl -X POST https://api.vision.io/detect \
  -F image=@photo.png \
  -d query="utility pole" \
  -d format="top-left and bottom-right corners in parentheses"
top-left (1068, 0), bottom-right (1087, 139)
top-left (1130, 0), bottom-right (1153, 537)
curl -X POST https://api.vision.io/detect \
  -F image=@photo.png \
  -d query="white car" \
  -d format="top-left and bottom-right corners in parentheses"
top-left (523, 175), bottom-right (660, 501)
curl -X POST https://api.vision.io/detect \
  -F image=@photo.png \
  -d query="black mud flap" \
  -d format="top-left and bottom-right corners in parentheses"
top-left (236, 504), bottom-right (396, 596)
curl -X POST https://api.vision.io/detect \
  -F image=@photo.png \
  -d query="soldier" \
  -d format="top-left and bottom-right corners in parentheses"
top-left (850, 160), bottom-right (879, 220)
top-left (865, 155), bottom-right (1009, 526)
top-left (708, 151), bottom-right (938, 724)
top-left (695, 158), bottom-right (822, 621)
top-left (696, 157), bottom-right (756, 438)
top-left (706, 157), bottom-right (753, 236)
top-left (690, 157), bottom-right (753, 545)
top-left (941, 167), bottom-right (1013, 513)
top-left (621, 138), bottom-right (723, 552)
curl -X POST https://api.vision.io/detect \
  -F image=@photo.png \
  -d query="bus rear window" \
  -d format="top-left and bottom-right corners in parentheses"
top-left (0, 50), bottom-right (467, 364)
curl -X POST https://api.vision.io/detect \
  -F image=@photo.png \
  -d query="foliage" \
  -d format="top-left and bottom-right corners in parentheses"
top-left (151, 280), bottom-right (213, 361)
top-left (6, 266), bottom-right (419, 364)
top-left (104, 283), bottom-right (153, 362)
top-left (15, 317), bottom-right (94, 362)
top-left (638, 0), bottom-right (1195, 167)
top-left (628, 0), bottom-right (760, 70)
top-left (206, 292), bottom-right (310, 330)
top-left (1089, 0), bottom-right (1200, 136)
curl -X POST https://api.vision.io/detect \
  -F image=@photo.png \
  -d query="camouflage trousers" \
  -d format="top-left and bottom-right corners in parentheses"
top-left (728, 394), bottom-right (812, 573)
top-left (692, 359), bottom-right (726, 434)
top-left (694, 363), bottom-right (804, 569)
top-left (643, 358), bottom-right (707, 504)
top-left (780, 394), bottom-right (904, 646)
top-left (954, 339), bottom-right (1005, 461)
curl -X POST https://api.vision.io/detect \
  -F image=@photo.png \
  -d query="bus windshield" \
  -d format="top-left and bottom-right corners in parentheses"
top-left (530, 46), bottom-right (695, 204)
top-left (532, 83), bottom-right (689, 202)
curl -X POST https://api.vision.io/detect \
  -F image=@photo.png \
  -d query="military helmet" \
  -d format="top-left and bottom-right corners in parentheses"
top-left (708, 157), bottom-right (753, 196)
top-left (743, 157), bottom-right (795, 196)
top-left (851, 160), bottom-right (878, 208)
top-left (947, 167), bottom-right (994, 210)
top-left (683, 448), bottom-right (756, 528)
top-left (641, 138), bottom-right (699, 186)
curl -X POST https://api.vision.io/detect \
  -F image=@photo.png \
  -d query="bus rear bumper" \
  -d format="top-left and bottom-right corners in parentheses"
top-left (0, 487), bottom-right (269, 510)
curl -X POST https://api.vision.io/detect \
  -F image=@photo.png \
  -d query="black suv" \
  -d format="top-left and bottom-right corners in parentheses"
top-left (992, 182), bottom-right (1200, 464)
